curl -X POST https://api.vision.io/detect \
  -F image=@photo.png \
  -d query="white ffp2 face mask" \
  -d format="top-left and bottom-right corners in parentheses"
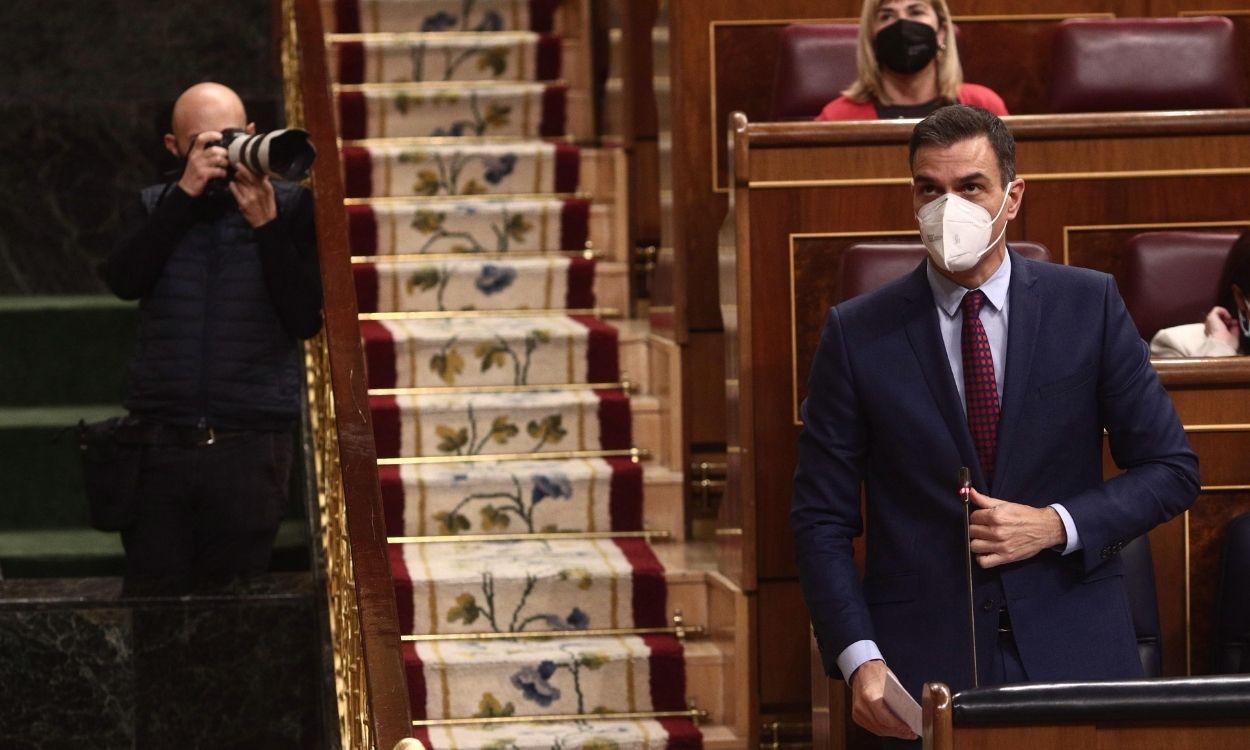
top-left (916, 186), bottom-right (1014, 273)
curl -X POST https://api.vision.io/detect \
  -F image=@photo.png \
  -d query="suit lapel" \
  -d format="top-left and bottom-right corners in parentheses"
top-left (900, 264), bottom-right (984, 487)
top-left (991, 251), bottom-right (1042, 497)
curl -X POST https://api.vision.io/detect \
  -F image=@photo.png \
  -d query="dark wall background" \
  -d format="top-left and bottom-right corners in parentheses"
top-left (0, 0), bottom-right (284, 294)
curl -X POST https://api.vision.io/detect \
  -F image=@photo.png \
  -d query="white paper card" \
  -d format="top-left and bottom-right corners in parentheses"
top-left (884, 670), bottom-right (923, 737)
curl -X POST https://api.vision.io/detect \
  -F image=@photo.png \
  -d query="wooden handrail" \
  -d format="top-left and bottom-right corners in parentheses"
top-left (285, 0), bottom-right (413, 746)
top-left (736, 109), bottom-right (1250, 148)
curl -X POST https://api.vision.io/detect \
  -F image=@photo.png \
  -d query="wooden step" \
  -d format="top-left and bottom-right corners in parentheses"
top-left (338, 141), bottom-right (624, 216)
top-left (345, 195), bottom-right (625, 262)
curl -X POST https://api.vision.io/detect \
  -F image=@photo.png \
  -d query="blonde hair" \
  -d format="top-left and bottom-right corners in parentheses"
top-left (842, 0), bottom-right (964, 105)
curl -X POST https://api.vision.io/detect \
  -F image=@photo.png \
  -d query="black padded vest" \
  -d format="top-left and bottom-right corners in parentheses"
top-left (124, 182), bottom-right (304, 430)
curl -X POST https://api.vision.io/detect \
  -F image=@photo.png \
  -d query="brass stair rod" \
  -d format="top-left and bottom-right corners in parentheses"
top-left (335, 79), bottom-right (570, 91)
top-left (339, 134), bottom-right (579, 147)
top-left (377, 447), bottom-right (648, 466)
top-left (412, 708), bottom-right (706, 729)
top-left (352, 249), bottom-right (600, 263)
top-left (402, 624), bottom-right (704, 642)
top-left (388, 529), bottom-right (670, 544)
top-left (344, 191), bottom-right (585, 206)
top-left (370, 379), bottom-right (634, 396)
top-left (359, 307), bottom-right (620, 321)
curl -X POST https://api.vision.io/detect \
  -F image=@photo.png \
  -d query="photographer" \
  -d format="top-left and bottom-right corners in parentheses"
top-left (104, 82), bottom-right (321, 594)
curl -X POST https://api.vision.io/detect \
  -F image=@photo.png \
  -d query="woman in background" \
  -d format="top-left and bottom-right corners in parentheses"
top-left (1151, 230), bottom-right (1250, 358)
top-left (817, 0), bottom-right (1007, 121)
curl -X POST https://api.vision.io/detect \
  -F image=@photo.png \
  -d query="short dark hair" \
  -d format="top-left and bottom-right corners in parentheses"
top-left (1217, 229), bottom-right (1250, 312)
top-left (909, 105), bottom-right (1016, 186)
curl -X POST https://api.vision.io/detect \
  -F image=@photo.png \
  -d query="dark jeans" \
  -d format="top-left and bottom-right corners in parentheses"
top-left (121, 430), bottom-right (293, 595)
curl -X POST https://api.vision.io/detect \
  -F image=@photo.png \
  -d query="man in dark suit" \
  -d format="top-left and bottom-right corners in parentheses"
top-left (791, 105), bottom-right (1199, 742)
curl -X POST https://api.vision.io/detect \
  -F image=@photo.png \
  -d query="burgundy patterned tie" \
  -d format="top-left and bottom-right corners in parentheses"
top-left (961, 290), bottom-right (1000, 485)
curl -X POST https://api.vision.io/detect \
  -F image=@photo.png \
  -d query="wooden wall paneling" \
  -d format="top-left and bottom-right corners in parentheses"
top-left (1160, 363), bottom-right (1250, 674)
top-left (687, 330), bottom-right (728, 448)
top-left (757, 580), bottom-right (816, 714)
top-left (670, 0), bottom-right (840, 335)
top-left (1187, 490), bottom-right (1250, 673)
top-left (617, 0), bottom-right (663, 309)
top-left (688, 1), bottom-right (1250, 332)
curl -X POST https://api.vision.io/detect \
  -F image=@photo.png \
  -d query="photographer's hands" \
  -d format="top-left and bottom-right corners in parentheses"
top-left (230, 163), bottom-right (278, 229)
top-left (176, 132), bottom-right (276, 227)
top-left (177, 131), bottom-right (228, 197)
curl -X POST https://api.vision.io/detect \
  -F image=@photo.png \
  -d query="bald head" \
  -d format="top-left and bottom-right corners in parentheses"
top-left (164, 82), bottom-right (252, 157)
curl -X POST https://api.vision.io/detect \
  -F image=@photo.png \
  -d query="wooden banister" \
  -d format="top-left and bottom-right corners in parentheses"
top-left (736, 110), bottom-right (1250, 150)
top-left (281, 0), bottom-right (413, 746)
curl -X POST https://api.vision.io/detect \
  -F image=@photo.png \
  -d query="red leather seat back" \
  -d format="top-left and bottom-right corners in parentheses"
top-left (1049, 17), bottom-right (1246, 113)
top-left (769, 24), bottom-right (860, 121)
top-left (1120, 231), bottom-right (1238, 341)
top-left (837, 242), bottom-right (1049, 304)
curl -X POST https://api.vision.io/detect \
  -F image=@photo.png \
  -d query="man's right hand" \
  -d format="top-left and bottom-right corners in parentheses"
top-left (177, 131), bottom-right (228, 197)
top-left (850, 659), bottom-right (917, 740)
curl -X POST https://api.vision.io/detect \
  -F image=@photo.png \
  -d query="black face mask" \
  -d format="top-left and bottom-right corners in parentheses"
top-left (873, 19), bottom-right (939, 75)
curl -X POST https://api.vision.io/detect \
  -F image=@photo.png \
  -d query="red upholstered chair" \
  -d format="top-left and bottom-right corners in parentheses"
top-left (1119, 231), bottom-right (1238, 341)
top-left (769, 24), bottom-right (859, 121)
top-left (837, 242), bottom-right (1049, 304)
top-left (1048, 17), bottom-right (1247, 113)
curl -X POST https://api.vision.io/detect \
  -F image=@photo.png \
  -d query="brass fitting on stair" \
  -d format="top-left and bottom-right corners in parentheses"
top-left (672, 610), bottom-right (688, 640)
top-left (761, 720), bottom-right (813, 750)
top-left (689, 461), bottom-right (727, 541)
top-left (388, 528), bottom-right (671, 544)
top-left (378, 446), bottom-right (650, 466)
top-left (402, 622), bottom-right (704, 642)
top-left (412, 708), bottom-right (707, 728)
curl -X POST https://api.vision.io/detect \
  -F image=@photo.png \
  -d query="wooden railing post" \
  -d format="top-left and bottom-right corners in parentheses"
top-left (922, 683), bottom-right (954, 750)
top-left (280, 0), bottom-right (415, 746)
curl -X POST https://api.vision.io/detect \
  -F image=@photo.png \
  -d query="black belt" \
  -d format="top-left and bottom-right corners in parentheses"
top-left (119, 421), bottom-right (256, 448)
top-left (998, 608), bottom-right (1013, 634)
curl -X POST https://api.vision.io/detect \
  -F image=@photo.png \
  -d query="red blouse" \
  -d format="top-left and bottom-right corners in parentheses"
top-left (815, 83), bottom-right (1009, 121)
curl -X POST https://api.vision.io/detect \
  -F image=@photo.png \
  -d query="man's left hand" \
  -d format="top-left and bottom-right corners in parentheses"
top-left (229, 163), bottom-right (278, 229)
top-left (968, 488), bottom-right (1066, 568)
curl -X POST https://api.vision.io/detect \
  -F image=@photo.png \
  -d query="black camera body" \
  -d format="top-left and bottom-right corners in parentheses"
top-left (204, 127), bottom-right (318, 195)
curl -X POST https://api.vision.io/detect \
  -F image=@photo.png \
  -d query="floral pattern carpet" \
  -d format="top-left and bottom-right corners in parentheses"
top-left (324, 1), bottom-right (701, 748)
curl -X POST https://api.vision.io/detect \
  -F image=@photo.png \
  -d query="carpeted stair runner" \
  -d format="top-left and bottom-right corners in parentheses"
top-left (323, 0), bottom-right (703, 744)
top-left (405, 633), bottom-right (687, 720)
top-left (342, 141), bottom-right (582, 198)
top-left (346, 197), bottom-right (600, 256)
top-left (337, 83), bottom-right (567, 140)
top-left (416, 718), bottom-right (703, 750)
top-left (370, 388), bottom-right (632, 458)
top-left (361, 315), bottom-right (619, 389)
top-left (323, 0), bottom-right (560, 35)
top-left (379, 457), bottom-right (644, 537)
top-left (354, 256), bottom-right (604, 312)
top-left (330, 32), bottom-right (563, 84)
top-left (390, 537), bottom-right (665, 633)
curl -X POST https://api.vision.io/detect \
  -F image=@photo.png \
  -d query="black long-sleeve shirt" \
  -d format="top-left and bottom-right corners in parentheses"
top-left (105, 183), bottom-right (322, 339)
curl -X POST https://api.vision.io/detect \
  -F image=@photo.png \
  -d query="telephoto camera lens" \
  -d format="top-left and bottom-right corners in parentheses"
top-left (219, 128), bottom-right (317, 181)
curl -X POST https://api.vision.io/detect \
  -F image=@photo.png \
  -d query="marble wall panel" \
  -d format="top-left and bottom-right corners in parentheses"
top-left (0, 0), bottom-right (284, 294)
top-left (0, 575), bottom-right (327, 748)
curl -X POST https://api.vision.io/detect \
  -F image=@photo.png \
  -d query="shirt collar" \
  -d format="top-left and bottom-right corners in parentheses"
top-left (926, 249), bottom-right (1012, 318)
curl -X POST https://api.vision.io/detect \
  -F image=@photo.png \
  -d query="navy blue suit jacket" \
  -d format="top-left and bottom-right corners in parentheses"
top-left (792, 252), bottom-right (1199, 697)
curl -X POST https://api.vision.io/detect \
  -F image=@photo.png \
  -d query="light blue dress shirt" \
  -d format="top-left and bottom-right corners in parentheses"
top-left (835, 252), bottom-right (1082, 683)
